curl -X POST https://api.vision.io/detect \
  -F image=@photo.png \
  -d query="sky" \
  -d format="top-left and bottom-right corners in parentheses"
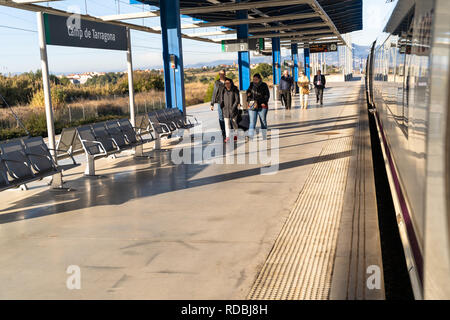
top-left (0, 0), bottom-right (397, 74)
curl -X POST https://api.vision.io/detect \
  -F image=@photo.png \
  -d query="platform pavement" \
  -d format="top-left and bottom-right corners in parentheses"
top-left (0, 81), bottom-right (384, 300)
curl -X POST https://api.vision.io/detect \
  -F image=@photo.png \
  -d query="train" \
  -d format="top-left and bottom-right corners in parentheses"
top-left (365, 0), bottom-right (450, 299)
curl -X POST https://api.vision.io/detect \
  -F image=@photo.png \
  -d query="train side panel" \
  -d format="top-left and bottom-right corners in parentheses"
top-left (368, 0), bottom-right (450, 299)
top-left (423, 0), bottom-right (450, 300)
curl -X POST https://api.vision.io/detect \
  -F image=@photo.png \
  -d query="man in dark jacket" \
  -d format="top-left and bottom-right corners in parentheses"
top-left (313, 70), bottom-right (326, 106)
top-left (210, 69), bottom-right (230, 138)
top-left (280, 70), bottom-right (294, 110)
top-left (220, 79), bottom-right (240, 142)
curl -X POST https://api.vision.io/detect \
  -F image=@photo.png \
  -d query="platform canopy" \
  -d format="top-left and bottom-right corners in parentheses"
top-left (0, 0), bottom-right (362, 49)
top-left (136, 0), bottom-right (363, 48)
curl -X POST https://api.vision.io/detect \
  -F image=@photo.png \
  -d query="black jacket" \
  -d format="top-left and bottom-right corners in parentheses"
top-left (246, 81), bottom-right (270, 108)
top-left (313, 75), bottom-right (326, 89)
top-left (211, 78), bottom-right (231, 105)
top-left (220, 86), bottom-right (240, 118)
top-left (280, 76), bottom-right (294, 91)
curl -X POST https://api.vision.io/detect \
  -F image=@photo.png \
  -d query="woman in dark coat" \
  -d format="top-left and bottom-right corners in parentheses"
top-left (246, 73), bottom-right (270, 139)
top-left (220, 78), bottom-right (240, 143)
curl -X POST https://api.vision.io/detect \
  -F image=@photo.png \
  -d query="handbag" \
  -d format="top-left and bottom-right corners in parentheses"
top-left (238, 110), bottom-right (250, 131)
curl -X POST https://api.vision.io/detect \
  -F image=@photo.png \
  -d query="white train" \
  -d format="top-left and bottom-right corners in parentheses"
top-left (365, 0), bottom-right (450, 299)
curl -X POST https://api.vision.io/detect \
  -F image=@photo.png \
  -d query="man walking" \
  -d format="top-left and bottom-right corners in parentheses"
top-left (280, 70), bottom-right (294, 110)
top-left (313, 70), bottom-right (326, 106)
top-left (210, 69), bottom-right (230, 139)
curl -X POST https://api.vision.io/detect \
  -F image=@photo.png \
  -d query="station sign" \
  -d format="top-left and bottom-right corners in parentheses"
top-left (284, 60), bottom-right (295, 68)
top-left (43, 13), bottom-right (128, 51)
top-left (309, 43), bottom-right (338, 53)
top-left (221, 38), bottom-right (265, 52)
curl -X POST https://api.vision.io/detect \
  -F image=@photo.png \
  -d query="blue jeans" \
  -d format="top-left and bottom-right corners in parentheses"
top-left (215, 103), bottom-right (226, 138)
top-left (248, 108), bottom-right (268, 138)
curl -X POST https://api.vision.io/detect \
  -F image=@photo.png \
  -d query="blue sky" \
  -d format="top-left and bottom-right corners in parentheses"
top-left (0, 0), bottom-right (396, 74)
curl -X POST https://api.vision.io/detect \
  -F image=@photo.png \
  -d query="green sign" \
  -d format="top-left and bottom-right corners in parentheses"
top-left (221, 38), bottom-right (264, 52)
top-left (43, 13), bottom-right (128, 51)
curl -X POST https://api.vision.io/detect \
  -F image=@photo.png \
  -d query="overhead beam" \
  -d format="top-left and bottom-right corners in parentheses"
top-left (0, 0), bottom-right (216, 44)
top-left (249, 22), bottom-right (327, 33)
top-left (309, 0), bottom-right (348, 47)
top-left (189, 12), bottom-right (318, 28)
top-left (100, 11), bottom-right (158, 21)
top-left (249, 30), bottom-right (334, 39)
top-left (180, 0), bottom-right (309, 15)
top-left (13, 0), bottom-right (60, 3)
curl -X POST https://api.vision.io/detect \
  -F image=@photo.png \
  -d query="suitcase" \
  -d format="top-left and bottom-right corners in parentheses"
top-left (237, 110), bottom-right (250, 132)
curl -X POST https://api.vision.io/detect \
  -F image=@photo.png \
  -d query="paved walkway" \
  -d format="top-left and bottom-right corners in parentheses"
top-left (0, 81), bottom-right (384, 299)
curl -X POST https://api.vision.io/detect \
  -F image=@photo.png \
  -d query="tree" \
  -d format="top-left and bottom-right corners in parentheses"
top-left (251, 63), bottom-right (272, 79)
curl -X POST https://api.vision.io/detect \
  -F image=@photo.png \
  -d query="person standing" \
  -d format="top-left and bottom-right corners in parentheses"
top-left (280, 70), bottom-right (294, 110)
top-left (298, 71), bottom-right (310, 109)
top-left (220, 78), bottom-right (240, 143)
top-left (313, 70), bottom-right (326, 106)
top-left (210, 69), bottom-right (230, 139)
top-left (246, 74), bottom-right (270, 139)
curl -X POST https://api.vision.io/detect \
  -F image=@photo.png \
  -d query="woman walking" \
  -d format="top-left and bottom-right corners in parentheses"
top-left (246, 73), bottom-right (270, 139)
top-left (298, 71), bottom-right (310, 109)
top-left (221, 78), bottom-right (240, 143)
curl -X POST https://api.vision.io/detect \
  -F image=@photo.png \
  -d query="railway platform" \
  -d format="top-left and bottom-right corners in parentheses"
top-left (0, 81), bottom-right (384, 300)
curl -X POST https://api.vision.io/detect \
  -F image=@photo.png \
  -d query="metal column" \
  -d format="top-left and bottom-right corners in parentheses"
top-left (237, 0), bottom-right (250, 91)
top-left (272, 37), bottom-right (281, 85)
top-left (37, 12), bottom-right (56, 161)
top-left (160, 0), bottom-right (185, 113)
top-left (304, 47), bottom-right (311, 81)
top-left (291, 43), bottom-right (299, 93)
top-left (126, 28), bottom-right (136, 127)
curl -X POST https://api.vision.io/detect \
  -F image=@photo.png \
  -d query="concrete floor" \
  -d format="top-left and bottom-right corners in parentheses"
top-left (0, 81), bottom-right (369, 299)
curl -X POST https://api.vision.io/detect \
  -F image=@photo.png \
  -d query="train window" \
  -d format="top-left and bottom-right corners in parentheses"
top-left (386, 6), bottom-right (415, 138)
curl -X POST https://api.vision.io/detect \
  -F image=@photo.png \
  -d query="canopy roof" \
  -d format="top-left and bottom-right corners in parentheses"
top-left (138, 0), bottom-right (363, 47)
top-left (0, 0), bottom-right (362, 48)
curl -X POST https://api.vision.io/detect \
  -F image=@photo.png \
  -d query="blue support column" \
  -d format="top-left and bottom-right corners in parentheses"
top-left (160, 0), bottom-right (185, 113)
top-left (272, 37), bottom-right (281, 85)
top-left (304, 47), bottom-right (311, 81)
top-left (237, 2), bottom-right (250, 91)
top-left (291, 43), bottom-right (299, 93)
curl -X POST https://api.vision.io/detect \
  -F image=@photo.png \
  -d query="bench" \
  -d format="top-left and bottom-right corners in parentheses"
top-left (165, 108), bottom-right (198, 130)
top-left (0, 136), bottom-right (79, 191)
top-left (57, 118), bottom-right (154, 176)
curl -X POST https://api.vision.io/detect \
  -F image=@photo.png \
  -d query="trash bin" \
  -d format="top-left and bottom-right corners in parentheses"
top-left (239, 90), bottom-right (248, 110)
top-left (273, 84), bottom-right (281, 101)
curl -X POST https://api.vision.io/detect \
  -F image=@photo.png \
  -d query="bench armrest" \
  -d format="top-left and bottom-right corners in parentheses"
top-left (80, 139), bottom-right (107, 156)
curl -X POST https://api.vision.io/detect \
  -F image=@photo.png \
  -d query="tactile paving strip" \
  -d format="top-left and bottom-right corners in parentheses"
top-left (248, 135), bottom-right (353, 300)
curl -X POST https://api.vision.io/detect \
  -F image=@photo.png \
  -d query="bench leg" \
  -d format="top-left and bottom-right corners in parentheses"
top-left (154, 133), bottom-right (161, 150)
top-left (84, 155), bottom-right (96, 176)
top-left (134, 144), bottom-right (144, 157)
top-left (50, 172), bottom-right (63, 188)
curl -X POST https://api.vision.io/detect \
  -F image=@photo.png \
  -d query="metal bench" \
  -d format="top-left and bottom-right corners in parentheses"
top-left (57, 118), bottom-right (155, 176)
top-left (148, 112), bottom-right (172, 139)
top-left (56, 127), bottom-right (84, 163)
top-left (117, 118), bottom-right (154, 157)
top-left (104, 120), bottom-right (130, 150)
top-left (0, 136), bottom-right (78, 191)
top-left (154, 109), bottom-right (178, 133)
top-left (165, 108), bottom-right (198, 129)
top-left (91, 122), bottom-right (121, 154)
top-left (135, 114), bottom-right (153, 136)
